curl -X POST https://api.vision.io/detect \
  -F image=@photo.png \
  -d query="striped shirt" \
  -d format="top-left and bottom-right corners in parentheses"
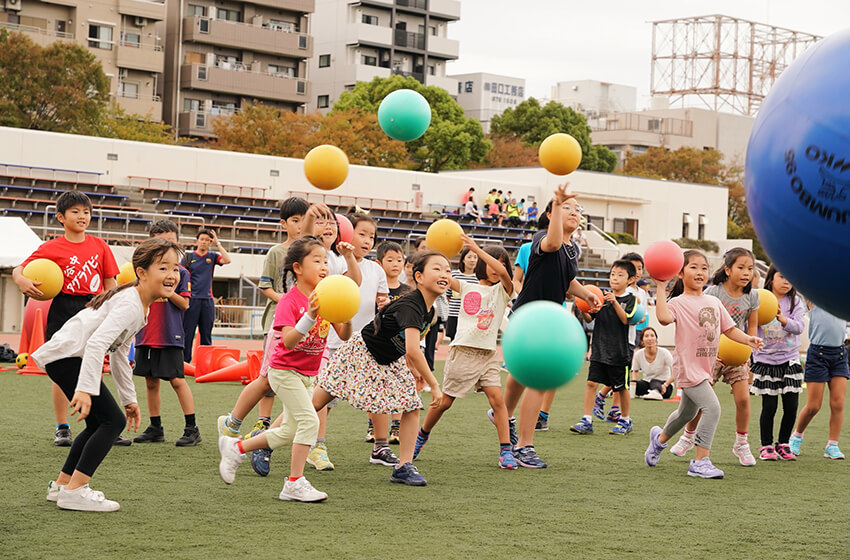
top-left (448, 270), bottom-right (478, 318)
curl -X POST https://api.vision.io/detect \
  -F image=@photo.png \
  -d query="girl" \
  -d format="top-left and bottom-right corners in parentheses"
top-left (670, 248), bottom-right (760, 467)
top-left (217, 237), bottom-right (352, 502)
top-left (34, 237), bottom-right (181, 511)
top-left (413, 237), bottom-right (517, 469)
top-left (788, 302), bottom-right (849, 459)
top-left (314, 252), bottom-right (448, 486)
top-left (445, 246), bottom-right (478, 341)
top-left (631, 327), bottom-right (675, 400)
top-left (644, 250), bottom-right (762, 479)
top-left (750, 266), bottom-right (805, 461)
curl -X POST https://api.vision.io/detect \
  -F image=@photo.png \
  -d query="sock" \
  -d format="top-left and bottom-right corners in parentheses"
top-left (374, 437), bottom-right (388, 450)
top-left (582, 414), bottom-right (592, 423)
top-left (500, 443), bottom-right (511, 450)
top-left (151, 416), bottom-right (162, 428)
top-left (828, 440), bottom-right (839, 446)
top-left (259, 416), bottom-right (271, 429)
top-left (793, 431), bottom-right (804, 438)
top-left (595, 392), bottom-right (605, 402)
top-left (391, 419), bottom-right (401, 427)
top-left (184, 413), bottom-right (195, 428)
top-left (418, 428), bottom-right (430, 439)
top-left (57, 423), bottom-right (69, 429)
top-left (539, 411), bottom-right (549, 420)
top-left (609, 406), bottom-right (620, 416)
top-left (683, 428), bottom-right (696, 439)
top-left (621, 416), bottom-right (631, 423)
top-left (226, 414), bottom-right (242, 431)
top-left (736, 431), bottom-right (748, 442)
top-left (236, 441), bottom-right (246, 455)
top-left (316, 437), bottom-right (326, 444)
top-left (288, 476), bottom-right (302, 482)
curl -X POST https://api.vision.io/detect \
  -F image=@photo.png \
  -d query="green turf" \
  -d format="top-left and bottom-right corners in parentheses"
top-left (1, 364), bottom-right (849, 559)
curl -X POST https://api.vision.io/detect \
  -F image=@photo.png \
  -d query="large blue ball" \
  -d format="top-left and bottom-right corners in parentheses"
top-left (502, 301), bottom-right (587, 391)
top-left (377, 89), bottom-right (431, 142)
top-left (746, 30), bottom-right (850, 320)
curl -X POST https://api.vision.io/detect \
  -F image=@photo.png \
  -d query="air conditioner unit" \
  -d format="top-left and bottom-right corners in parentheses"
top-left (5, 0), bottom-right (22, 11)
top-left (133, 16), bottom-right (147, 27)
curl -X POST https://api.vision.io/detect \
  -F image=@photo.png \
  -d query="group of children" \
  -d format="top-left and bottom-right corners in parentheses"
top-left (17, 185), bottom-right (849, 511)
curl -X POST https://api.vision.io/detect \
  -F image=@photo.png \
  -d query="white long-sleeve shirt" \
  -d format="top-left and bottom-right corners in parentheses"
top-left (32, 288), bottom-right (147, 407)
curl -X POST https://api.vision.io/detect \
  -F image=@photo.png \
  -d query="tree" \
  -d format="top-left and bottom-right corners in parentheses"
top-left (466, 135), bottom-right (539, 169)
top-left (332, 75), bottom-right (491, 172)
top-left (97, 104), bottom-right (179, 145)
top-left (489, 98), bottom-right (617, 172)
top-left (0, 30), bottom-right (109, 134)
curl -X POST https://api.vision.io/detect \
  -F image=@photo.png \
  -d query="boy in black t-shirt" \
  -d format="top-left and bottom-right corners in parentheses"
top-left (376, 241), bottom-right (412, 310)
top-left (570, 260), bottom-right (637, 436)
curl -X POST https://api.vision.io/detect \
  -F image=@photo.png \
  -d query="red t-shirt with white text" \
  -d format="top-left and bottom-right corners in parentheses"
top-left (21, 235), bottom-right (119, 296)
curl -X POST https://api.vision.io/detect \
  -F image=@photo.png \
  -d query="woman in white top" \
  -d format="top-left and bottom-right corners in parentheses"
top-left (33, 238), bottom-right (182, 512)
top-left (631, 327), bottom-right (675, 400)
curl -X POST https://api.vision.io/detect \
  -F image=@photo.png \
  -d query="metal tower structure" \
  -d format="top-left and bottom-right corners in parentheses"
top-left (650, 14), bottom-right (821, 116)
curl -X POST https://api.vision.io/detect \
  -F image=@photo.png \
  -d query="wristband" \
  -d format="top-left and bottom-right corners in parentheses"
top-left (295, 314), bottom-right (316, 335)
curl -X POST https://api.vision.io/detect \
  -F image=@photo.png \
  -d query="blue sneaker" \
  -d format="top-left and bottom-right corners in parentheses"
top-left (514, 445), bottom-right (547, 468)
top-left (609, 418), bottom-right (633, 435)
top-left (645, 426), bottom-right (666, 466)
top-left (487, 409), bottom-right (518, 447)
top-left (824, 443), bottom-right (845, 460)
top-left (592, 393), bottom-right (606, 420)
top-left (789, 433), bottom-right (803, 456)
top-left (569, 417), bottom-right (593, 434)
top-left (413, 431), bottom-right (429, 459)
top-left (251, 448), bottom-right (272, 476)
top-left (390, 462), bottom-right (427, 486)
top-left (499, 447), bottom-right (518, 469)
top-left (606, 408), bottom-right (621, 423)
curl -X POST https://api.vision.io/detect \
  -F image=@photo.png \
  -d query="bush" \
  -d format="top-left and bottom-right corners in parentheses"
top-left (607, 232), bottom-right (638, 245)
top-left (673, 238), bottom-right (720, 253)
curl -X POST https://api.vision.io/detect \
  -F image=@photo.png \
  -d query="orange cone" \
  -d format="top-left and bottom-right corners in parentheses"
top-left (195, 347), bottom-right (240, 377)
top-left (20, 308), bottom-right (47, 376)
top-left (195, 352), bottom-right (261, 384)
top-left (241, 351), bottom-right (263, 385)
top-left (18, 316), bottom-right (31, 356)
top-left (665, 387), bottom-right (682, 403)
top-left (184, 362), bottom-right (196, 377)
top-left (190, 332), bottom-right (200, 364)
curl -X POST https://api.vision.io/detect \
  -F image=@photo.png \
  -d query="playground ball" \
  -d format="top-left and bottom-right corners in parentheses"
top-left (304, 145), bottom-right (349, 191)
top-left (315, 275), bottom-right (361, 323)
top-left (22, 258), bottom-right (63, 301)
top-left (15, 353), bottom-right (29, 369)
top-left (644, 240), bottom-right (684, 282)
top-left (377, 89), bottom-right (432, 142)
top-left (503, 301), bottom-right (587, 391)
top-left (425, 219), bottom-right (464, 258)
top-left (336, 213), bottom-right (353, 244)
top-left (745, 29), bottom-right (850, 320)
top-left (629, 303), bottom-right (646, 325)
top-left (117, 262), bottom-right (136, 286)
top-left (574, 285), bottom-right (604, 313)
top-left (718, 335), bottom-right (752, 367)
top-left (756, 289), bottom-right (779, 326)
top-left (538, 133), bottom-right (582, 175)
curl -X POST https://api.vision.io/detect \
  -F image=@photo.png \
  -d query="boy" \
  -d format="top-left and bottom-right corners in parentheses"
top-left (181, 229), bottom-right (231, 362)
top-left (377, 241), bottom-right (412, 305)
top-left (570, 259), bottom-right (637, 436)
top-left (13, 191), bottom-right (120, 445)
top-left (133, 220), bottom-right (201, 446)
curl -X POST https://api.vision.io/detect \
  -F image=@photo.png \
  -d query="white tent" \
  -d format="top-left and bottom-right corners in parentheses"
top-left (0, 217), bottom-right (42, 268)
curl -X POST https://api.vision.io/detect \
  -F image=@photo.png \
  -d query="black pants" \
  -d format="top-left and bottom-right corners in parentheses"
top-left (634, 379), bottom-right (673, 398)
top-left (760, 393), bottom-right (800, 446)
top-left (47, 357), bottom-right (126, 477)
top-left (183, 298), bottom-right (215, 362)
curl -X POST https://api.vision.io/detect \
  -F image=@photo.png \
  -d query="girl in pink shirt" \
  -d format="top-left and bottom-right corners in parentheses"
top-left (644, 250), bottom-right (762, 479)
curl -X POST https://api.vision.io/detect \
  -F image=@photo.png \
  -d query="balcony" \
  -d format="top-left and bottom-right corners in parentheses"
top-left (346, 22), bottom-right (392, 46)
top-left (341, 63), bottom-right (391, 85)
top-left (354, 0), bottom-right (393, 6)
top-left (178, 111), bottom-right (216, 137)
top-left (395, 0), bottom-right (425, 11)
top-left (428, 0), bottom-right (460, 20)
top-left (247, 0), bottom-right (314, 12)
top-left (426, 74), bottom-right (457, 94)
top-left (394, 29), bottom-right (425, 50)
top-left (0, 20), bottom-right (74, 47)
top-left (183, 16), bottom-right (313, 58)
top-left (391, 68), bottom-right (424, 84)
top-left (116, 94), bottom-right (163, 121)
top-left (116, 41), bottom-right (165, 73)
top-left (181, 63), bottom-right (310, 104)
top-left (426, 34), bottom-right (458, 59)
top-left (118, 0), bottom-right (166, 21)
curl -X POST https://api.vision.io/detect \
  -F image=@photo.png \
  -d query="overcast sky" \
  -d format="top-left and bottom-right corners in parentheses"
top-left (446, 0), bottom-right (850, 109)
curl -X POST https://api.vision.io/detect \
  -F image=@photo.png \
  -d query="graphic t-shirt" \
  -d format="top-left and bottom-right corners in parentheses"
top-left (704, 284), bottom-right (759, 332)
top-left (328, 258), bottom-right (387, 349)
top-left (589, 292), bottom-right (637, 366)
top-left (513, 230), bottom-right (579, 310)
top-left (448, 271), bottom-right (478, 318)
top-left (135, 266), bottom-right (191, 348)
top-left (667, 294), bottom-right (735, 388)
top-left (21, 235), bottom-right (119, 296)
top-left (754, 295), bottom-right (805, 364)
top-left (361, 290), bottom-right (433, 365)
top-left (270, 287), bottom-right (330, 376)
top-left (182, 250), bottom-right (223, 299)
top-left (451, 282), bottom-right (513, 350)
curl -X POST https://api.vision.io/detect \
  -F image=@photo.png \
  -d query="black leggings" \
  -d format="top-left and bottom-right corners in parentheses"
top-left (760, 392), bottom-right (800, 447)
top-left (635, 379), bottom-right (674, 399)
top-left (47, 357), bottom-right (126, 477)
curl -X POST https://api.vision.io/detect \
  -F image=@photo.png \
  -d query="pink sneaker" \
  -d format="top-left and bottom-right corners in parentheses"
top-left (733, 441), bottom-right (757, 466)
top-left (759, 445), bottom-right (778, 461)
top-left (670, 433), bottom-right (695, 457)
top-left (776, 443), bottom-right (797, 461)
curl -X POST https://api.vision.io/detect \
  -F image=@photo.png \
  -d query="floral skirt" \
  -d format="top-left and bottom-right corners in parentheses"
top-left (751, 360), bottom-right (803, 396)
top-left (318, 333), bottom-right (423, 414)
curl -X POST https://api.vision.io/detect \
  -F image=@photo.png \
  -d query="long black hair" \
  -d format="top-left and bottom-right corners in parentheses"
top-left (456, 246), bottom-right (475, 274)
top-left (668, 250), bottom-right (709, 300)
top-left (474, 246), bottom-right (512, 282)
top-left (281, 236), bottom-right (325, 293)
top-left (763, 264), bottom-right (798, 314)
top-left (711, 247), bottom-right (756, 293)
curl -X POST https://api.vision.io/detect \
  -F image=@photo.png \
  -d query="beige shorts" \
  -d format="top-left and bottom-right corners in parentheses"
top-left (442, 346), bottom-right (502, 398)
top-left (712, 359), bottom-right (750, 386)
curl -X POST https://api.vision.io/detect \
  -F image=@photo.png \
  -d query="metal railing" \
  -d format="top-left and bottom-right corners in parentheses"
top-left (0, 20), bottom-right (74, 39)
top-left (214, 303), bottom-right (264, 336)
top-left (119, 39), bottom-right (164, 51)
top-left (39, 204), bottom-right (205, 242)
top-left (129, 175), bottom-right (269, 200)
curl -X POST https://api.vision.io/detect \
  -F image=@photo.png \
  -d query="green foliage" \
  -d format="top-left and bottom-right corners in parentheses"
top-left (333, 75), bottom-right (490, 172)
top-left (673, 237), bottom-right (720, 253)
top-left (97, 104), bottom-right (179, 144)
top-left (607, 232), bottom-right (638, 245)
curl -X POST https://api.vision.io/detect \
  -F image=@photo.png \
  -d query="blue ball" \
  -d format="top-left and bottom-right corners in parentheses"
top-left (377, 89), bottom-right (431, 142)
top-left (629, 304), bottom-right (646, 326)
top-left (746, 30), bottom-right (850, 320)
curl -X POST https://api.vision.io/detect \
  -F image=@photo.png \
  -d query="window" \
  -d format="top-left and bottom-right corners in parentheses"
top-left (118, 81), bottom-right (138, 99)
top-left (216, 8), bottom-right (241, 22)
top-left (361, 55), bottom-right (377, 66)
top-left (56, 20), bottom-right (67, 34)
top-left (362, 14), bottom-right (379, 25)
top-left (268, 64), bottom-right (295, 77)
top-left (88, 24), bottom-right (113, 50)
top-left (682, 213), bottom-right (691, 238)
top-left (199, 18), bottom-right (210, 33)
top-left (195, 113), bottom-right (207, 128)
top-left (197, 65), bottom-right (207, 80)
top-left (698, 214), bottom-right (706, 240)
top-left (612, 218), bottom-right (627, 234)
top-left (187, 4), bottom-right (204, 16)
top-left (429, 25), bottom-right (436, 36)
top-left (269, 19), bottom-right (296, 32)
top-left (318, 54), bottom-right (330, 68)
top-left (122, 31), bottom-right (141, 48)
top-left (427, 65), bottom-right (435, 76)
top-left (183, 98), bottom-right (202, 112)
top-left (647, 119), bottom-right (660, 131)
top-left (586, 215), bottom-right (604, 232)
top-left (317, 95), bottom-right (329, 109)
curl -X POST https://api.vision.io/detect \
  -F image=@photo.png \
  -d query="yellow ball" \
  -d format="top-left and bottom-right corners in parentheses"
top-left (757, 288), bottom-right (779, 326)
top-left (22, 258), bottom-right (63, 301)
top-left (718, 335), bottom-right (752, 367)
top-left (117, 262), bottom-right (137, 286)
top-left (304, 145), bottom-right (349, 191)
top-left (538, 133), bottom-right (582, 175)
top-left (15, 352), bottom-right (29, 369)
top-left (315, 275), bottom-right (361, 323)
top-left (425, 219), bottom-right (464, 258)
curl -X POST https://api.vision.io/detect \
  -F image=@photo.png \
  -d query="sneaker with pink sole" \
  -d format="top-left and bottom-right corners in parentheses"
top-left (776, 443), bottom-right (796, 461)
top-left (733, 441), bottom-right (757, 466)
top-left (759, 445), bottom-right (778, 461)
top-left (670, 433), bottom-right (695, 457)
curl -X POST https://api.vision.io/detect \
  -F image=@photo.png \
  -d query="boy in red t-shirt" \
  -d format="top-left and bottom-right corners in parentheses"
top-left (13, 191), bottom-right (120, 446)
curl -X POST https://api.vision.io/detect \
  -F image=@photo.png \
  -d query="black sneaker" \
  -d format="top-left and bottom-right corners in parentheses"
top-left (175, 426), bottom-right (202, 447)
top-left (369, 446), bottom-right (400, 466)
top-left (133, 425), bottom-right (165, 443)
top-left (54, 427), bottom-right (72, 447)
top-left (114, 435), bottom-right (132, 446)
top-left (535, 415), bottom-right (549, 432)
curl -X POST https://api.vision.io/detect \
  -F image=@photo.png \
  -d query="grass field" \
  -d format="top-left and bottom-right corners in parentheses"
top-left (1, 363), bottom-right (849, 560)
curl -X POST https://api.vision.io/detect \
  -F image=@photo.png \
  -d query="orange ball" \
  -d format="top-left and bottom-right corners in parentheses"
top-left (425, 219), bottom-right (464, 258)
top-left (22, 258), bottom-right (63, 301)
top-left (718, 335), bottom-right (752, 367)
top-left (757, 288), bottom-right (779, 326)
top-left (304, 145), bottom-right (349, 191)
top-left (538, 133), bottom-right (582, 175)
top-left (575, 285), bottom-right (604, 313)
top-left (117, 262), bottom-right (136, 286)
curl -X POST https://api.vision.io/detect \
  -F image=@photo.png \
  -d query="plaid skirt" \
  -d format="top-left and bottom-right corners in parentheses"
top-left (750, 360), bottom-right (804, 396)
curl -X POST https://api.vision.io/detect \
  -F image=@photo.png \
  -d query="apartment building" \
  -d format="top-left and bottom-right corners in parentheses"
top-left (1, 0), bottom-right (166, 120)
top-left (162, 0), bottom-right (314, 137)
top-left (309, 0), bottom-right (460, 112)
top-left (551, 80), bottom-right (637, 119)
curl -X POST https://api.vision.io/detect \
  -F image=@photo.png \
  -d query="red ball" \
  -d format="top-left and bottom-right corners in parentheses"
top-left (575, 285), bottom-right (604, 313)
top-left (644, 240), bottom-right (684, 282)
top-left (336, 214), bottom-right (353, 244)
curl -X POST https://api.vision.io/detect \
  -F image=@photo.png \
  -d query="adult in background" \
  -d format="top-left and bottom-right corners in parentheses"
top-left (461, 187), bottom-right (475, 206)
top-left (464, 197), bottom-right (482, 224)
top-left (182, 229), bottom-right (231, 362)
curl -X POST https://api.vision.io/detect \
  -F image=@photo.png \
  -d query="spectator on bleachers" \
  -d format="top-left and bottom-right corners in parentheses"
top-left (506, 199), bottom-right (521, 226)
top-left (527, 202), bottom-right (539, 222)
top-left (182, 229), bottom-right (231, 362)
top-left (518, 198), bottom-right (527, 222)
top-left (464, 197), bottom-right (482, 224)
top-left (488, 199), bottom-right (503, 227)
top-left (485, 189), bottom-right (498, 207)
top-left (461, 187), bottom-right (475, 206)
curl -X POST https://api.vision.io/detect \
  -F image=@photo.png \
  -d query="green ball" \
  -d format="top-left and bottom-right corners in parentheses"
top-left (502, 301), bottom-right (587, 390)
top-left (377, 89), bottom-right (431, 142)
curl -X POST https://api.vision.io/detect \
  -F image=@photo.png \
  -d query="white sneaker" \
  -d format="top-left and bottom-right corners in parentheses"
top-left (644, 389), bottom-right (664, 401)
top-left (732, 441), bottom-right (757, 466)
top-left (279, 477), bottom-right (328, 502)
top-left (47, 480), bottom-right (64, 502)
top-left (56, 486), bottom-right (120, 512)
top-left (218, 436), bottom-right (245, 484)
top-left (670, 434), bottom-right (695, 457)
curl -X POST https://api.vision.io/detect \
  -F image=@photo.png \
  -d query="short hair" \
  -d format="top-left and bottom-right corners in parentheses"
top-left (621, 252), bottom-right (644, 266)
top-left (348, 212), bottom-right (376, 230)
top-left (611, 259), bottom-right (637, 278)
top-left (412, 236), bottom-right (427, 252)
top-left (474, 246), bottom-right (513, 282)
top-left (56, 191), bottom-right (92, 213)
top-left (196, 229), bottom-right (214, 240)
top-left (468, 187), bottom-right (475, 191)
top-left (149, 219), bottom-right (178, 237)
top-left (376, 241), bottom-right (404, 261)
top-left (280, 197), bottom-right (310, 221)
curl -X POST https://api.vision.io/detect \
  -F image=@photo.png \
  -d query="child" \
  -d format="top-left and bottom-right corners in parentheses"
top-left (644, 250), bottom-right (762, 479)
top-left (445, 246), bottom-right (478, 341)
top-left (13, 191), bottom-right (120, 446)
top-left (133, 220), bottom-right (200, 446)
top-left (750, 266), bottom-right (805, 461)
top-left (313, 252), bottom-right (448, 486)
top-left (631, 327), bottom-right (674, 400)
top-left (34, 238), bottom-right (181, 511)
top-left (217, 237), bottom-right (352, 502)
top-left (570, 260), bottom-right (637, 435)
top-left (413, 237), bottom-right (517, 469)
top-left (181, 229), bottom-right (231, 362)
top-left (788, 302), bottom-right (849, 459)
top-left (670, 248), bottom-right (760, 466)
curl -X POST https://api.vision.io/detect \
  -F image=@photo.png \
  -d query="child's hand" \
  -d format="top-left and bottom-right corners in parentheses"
top-left (376, 294), bottom-right (390, 310)
top-left (552, 183), bottom-right (577, 206)
top-left (747, 336), bottom-right (763, 351)
top-left (307, 291), bottom-right (320, 319)
top-left (460, 233), bottom-right (479, 251)
top-left (15, 275), bottom-right (44, 299)
top-left (603, 291), bottom-right (616, 304)
top-left (124, 403), bottom-right (141, 433)
top-left (69, 391), bottom-right (92, 422)
top-left (429, 387), bottom-right (443, 409)
top-left (337, 241), bottom-right (354, 256)
top-left (306, 202), bottom-right (333, 220)
top-left (586, 291), bottom-right (603, 312)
